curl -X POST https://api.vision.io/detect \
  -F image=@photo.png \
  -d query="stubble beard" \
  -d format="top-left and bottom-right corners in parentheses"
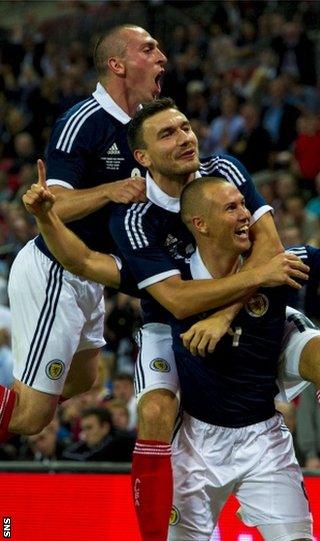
top-left (158, 156), bottom-right (200, 181)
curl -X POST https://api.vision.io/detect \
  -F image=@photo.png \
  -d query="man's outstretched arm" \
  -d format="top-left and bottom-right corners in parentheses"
top-left (23, 160), bottom-right (120, 289)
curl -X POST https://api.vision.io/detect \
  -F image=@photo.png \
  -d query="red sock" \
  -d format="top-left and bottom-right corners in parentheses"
top-left (316, 389), bottom-right (320, 405)
top-left (0, 386), bottom-right (16, 442)
top-left (132, 439), bottom-right (172, 541)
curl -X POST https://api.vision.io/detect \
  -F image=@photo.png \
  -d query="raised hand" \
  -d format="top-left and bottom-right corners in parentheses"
top-left (105, 176), bottom-right (146, 204)
top-left (259, 252), bottom-right (309, 289)
top-left (23, 159), bottom-right (56, 217)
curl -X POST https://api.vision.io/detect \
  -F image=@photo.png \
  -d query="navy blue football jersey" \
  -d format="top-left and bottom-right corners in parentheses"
top-left (287, 245), bottom-right (320, 320)
top-left (110, 154), bottom-right (271, 323)
top-left (36, 83), bottom-right (145, 258)
top-left (170, 245), bottom-right (320, 428)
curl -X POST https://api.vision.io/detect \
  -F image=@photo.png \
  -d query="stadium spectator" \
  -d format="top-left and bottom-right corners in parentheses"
top-left (106, 398), bottom-right (135, 433)
top-left (62, 407), bottom-right (135, 462)
top-left (206, 92), bottom-right (244, 153)
top-left (306, 173), bottom-right (320, 221)
top-left (293, 113), bottom-right (320, 192)
top-left (104, 292), bottom-right (141, 375)
top-left (228, 101), bottom-right (272, 173)
top-left (112, 373), bottom-right (137, 431)
top-left (18, 416), bottom-right (66, 462)
top-left (261, 76), bottom-right (300, 151)
top-left (282, 194), bottom-right (320, 244)
top-left (271, 20), bottom-right (317, 86)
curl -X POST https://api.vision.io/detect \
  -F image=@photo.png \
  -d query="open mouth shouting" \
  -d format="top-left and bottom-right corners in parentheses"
top-left (154, 70), bottom-right (165, 95)
top-left (235, 225), bottom-right (249, 239)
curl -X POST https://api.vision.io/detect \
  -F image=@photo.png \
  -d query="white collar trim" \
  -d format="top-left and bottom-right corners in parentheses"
top-left (92, 82), bottom-right (131, 124)
top-left (146, 170), bottom-right (202, 212)
top-left (189, 248), bottom-right (213, 279)
top-left (190, 248), bottom-right (244, 279)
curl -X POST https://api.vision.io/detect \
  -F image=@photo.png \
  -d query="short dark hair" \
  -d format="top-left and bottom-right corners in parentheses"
top-left (93, 24), bottom-right (140, 76)
top-left (127, 97), bottom-right (177, 152)
top-left (81, 407), bottom-right (112, 426)
top-left (180, 176), bottom-right (229, 227)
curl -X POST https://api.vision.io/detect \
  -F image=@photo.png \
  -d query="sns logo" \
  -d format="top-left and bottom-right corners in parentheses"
top-left (134, 478), bottom-right (141, 507)
top-left (2, 517), bottom-right (11, 538)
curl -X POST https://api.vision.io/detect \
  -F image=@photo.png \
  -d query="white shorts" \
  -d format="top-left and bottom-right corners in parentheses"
top-left (8, 239), bottom-right (106, 395)
top-left (276, 306), bottom-right (320, 402)
top-left (168, 413), bottom-right (313, 541)
top-left (134, 322), bottom-right (179, 402)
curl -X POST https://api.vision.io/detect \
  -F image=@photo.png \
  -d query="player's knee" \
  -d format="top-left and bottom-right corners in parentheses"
top-left (10, 382), bottom-right (57, 435)
top-left (138, 390), bottom-right (178, 437)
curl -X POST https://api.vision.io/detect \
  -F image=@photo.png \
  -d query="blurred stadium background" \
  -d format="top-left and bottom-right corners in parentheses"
top-left (0, 1), bottom-right (320, 539)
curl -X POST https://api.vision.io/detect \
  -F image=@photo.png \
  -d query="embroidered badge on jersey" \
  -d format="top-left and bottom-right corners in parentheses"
top-left (149, 358), bottom-right (171, 372)
top-left (245, 293), bottom-right (269, 317)
top-left (169, 506), bottom-right (181, 526)
top-left (45, 360), bottom-right (66, 380)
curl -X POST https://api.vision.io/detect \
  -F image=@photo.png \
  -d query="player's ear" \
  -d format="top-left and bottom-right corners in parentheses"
top-left (134, 149), bottom-right (151, 168)
top-left (107, 56), bottom-right (125, 77)
top-left (192, 216), bottom-right (207, 234)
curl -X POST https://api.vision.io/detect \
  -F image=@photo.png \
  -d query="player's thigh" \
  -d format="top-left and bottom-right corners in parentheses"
top-left (235, 414), bottom-right (312, 536)
top-left (63, 348), bottom-right (100, 396)
top-left (258, 522), bottom-right (312, 541)
top-left (135, 323), bottom-right (179, 400)
top-left (276, 308), bottom-right (320, 401)
top-left (169, 414), bottom-right (231, 541)
top-left (77, 290), bottom-right (106, 352)
top-left (8, 241), bottom-right (99, 396)
top-left (11, 379), bottom-right (58, 435)
top-left (63, 280), bottom-right (105, 396)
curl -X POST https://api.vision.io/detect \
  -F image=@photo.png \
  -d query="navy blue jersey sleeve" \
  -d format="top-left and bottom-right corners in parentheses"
top-left (109, 203), bottom-right (181, 290)
top-left (286, 244), bottom-right (320, 276)
top-left (46, 99), bottom-right (99, 187)
top-left (305, 245), bottom-right (320, 320)
top-left (118, 258), bottom-right (142, 298)
top-left (306, 244), bottom-right (320, 274)
top-left (200, 154), bottom-right (272, 224)
top-left (286, 245), bottom-right (320, 316)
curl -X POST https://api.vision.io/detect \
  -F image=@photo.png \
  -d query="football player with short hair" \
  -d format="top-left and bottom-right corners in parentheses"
top-left (1, 26), bottom-right (165, 442)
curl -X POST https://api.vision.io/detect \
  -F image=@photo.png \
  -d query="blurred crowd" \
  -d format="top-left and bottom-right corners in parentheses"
top-left (0, 0), bottom-right (319, 465)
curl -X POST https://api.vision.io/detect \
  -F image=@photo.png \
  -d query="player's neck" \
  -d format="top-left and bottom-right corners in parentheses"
top-left (198, 242), bottom-right (241, 279)
top-left (150, 171), bottom-right (195, 198)
top-left (103, 79), bottom-right (141, 117)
